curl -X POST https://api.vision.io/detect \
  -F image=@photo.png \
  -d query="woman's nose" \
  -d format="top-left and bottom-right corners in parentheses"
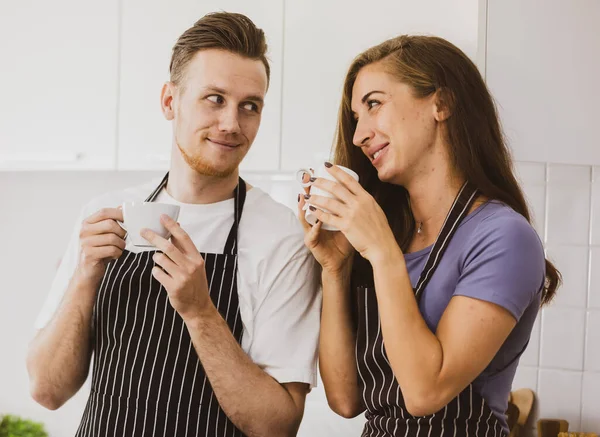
top-left (353, 120), bottom-right (373, 147)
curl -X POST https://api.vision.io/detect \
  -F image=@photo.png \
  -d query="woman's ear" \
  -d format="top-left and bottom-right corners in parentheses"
top-left (433, 88), bottom-right (453, 122)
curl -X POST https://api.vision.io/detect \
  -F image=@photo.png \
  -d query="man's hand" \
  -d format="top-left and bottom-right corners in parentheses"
top-left (77, 207), bottom-right (126, 284)
top-left (140, 214), bottom-right (213, 321)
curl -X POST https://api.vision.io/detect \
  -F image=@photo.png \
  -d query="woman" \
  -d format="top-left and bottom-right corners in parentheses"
top-left (297, 35), bottom-right (560, 436)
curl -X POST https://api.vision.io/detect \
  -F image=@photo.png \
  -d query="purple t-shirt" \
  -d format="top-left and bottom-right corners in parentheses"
top-left (404, 200), bottom-right (545, 430)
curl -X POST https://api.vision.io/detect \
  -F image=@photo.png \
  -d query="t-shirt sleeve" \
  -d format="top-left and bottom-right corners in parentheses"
top-left (245, 233), bottom-right (321, 388)
top-left (34, 208), bottom-right (86, 330)
top-left (453, 213), bottom-right (546, 321)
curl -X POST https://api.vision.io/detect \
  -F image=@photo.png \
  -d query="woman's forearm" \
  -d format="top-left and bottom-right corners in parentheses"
top-left (371, 246), bottom-right (445, 416)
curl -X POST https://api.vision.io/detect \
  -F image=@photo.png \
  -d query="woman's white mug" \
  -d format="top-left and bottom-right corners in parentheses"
top-left (296, 164), bottom-right (359, 231)
top-left (121, 202), bottom-right (181, 247)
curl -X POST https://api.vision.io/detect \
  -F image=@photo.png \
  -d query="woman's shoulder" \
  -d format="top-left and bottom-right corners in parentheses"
top-left (462, 200), bottom-right (545, 263)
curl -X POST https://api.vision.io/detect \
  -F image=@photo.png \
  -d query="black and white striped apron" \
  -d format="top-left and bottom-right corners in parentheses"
top-left (75, 173), bottom-right (247, 437)
top-left (356, 182), bottom-right (508, 437)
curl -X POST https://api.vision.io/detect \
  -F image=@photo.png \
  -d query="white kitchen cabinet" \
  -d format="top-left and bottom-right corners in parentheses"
top-left (486, 0), bottom-right (600, 165)
top-left (280, 0), bottom-right (480, 171)
top-left (0, 0), bottom-right (119, 170)
top-left (117, 0), bottom-right (283, 171)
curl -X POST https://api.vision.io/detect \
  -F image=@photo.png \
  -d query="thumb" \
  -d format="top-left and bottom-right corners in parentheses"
top-left (304, 219), bottom-right (323, 249)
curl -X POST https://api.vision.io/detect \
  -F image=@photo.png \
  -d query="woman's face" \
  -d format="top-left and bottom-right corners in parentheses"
top-left (350, 62), bottom-right (442, 186)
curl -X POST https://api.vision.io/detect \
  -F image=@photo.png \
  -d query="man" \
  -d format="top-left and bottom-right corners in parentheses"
top-left (26, 12), bottom-right (320, 437)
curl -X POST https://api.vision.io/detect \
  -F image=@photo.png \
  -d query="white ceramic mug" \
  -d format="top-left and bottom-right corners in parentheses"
top-left (121, 202), bottom-right (181, 247)
top-left (296, 164), bottom-right (359, 231)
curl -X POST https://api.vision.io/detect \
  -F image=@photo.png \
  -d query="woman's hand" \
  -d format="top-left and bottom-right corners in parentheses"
top-left (305, 163), bottom-right (397, 264)
top-left (298, 185), bottom-right (354, 277)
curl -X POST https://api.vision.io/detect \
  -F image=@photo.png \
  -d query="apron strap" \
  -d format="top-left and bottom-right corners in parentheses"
top-left (223, 177), bottom-right (247, 255)
top-left (145, 172), bottom-right (169, 202)
top-left (413, 181), bottom-right (479, 301)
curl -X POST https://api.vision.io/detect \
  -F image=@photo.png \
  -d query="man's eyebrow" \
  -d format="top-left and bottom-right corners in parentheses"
top-left (204, 86), bottom-right (264, 104)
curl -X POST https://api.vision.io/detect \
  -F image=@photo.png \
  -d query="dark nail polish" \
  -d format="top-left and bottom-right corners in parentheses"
top-left (309, 206), bottom-right (317, 211)
top-left (315, 219), bottom-right (319, 224)
top-left (309, 177), bottom-right (317, 182)
top-left (324, 161), bottom-right (333, 168)
top-left (297, 194), bottom-right (300, 202)
top-left (304, 194), bottom-right (311, 200)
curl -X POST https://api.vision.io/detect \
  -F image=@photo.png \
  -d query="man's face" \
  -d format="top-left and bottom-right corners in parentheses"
top-left (163, 49), bottom-right (268, 177)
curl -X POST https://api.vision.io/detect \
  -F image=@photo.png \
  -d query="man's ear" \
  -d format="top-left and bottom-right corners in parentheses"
top-left (161, 82), bottom-right (176, 121)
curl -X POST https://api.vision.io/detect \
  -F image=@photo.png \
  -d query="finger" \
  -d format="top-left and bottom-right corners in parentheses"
top-left (83, 245), bottom-right (124, 261)
top-left (310, 177), bottom-right (353, 204)
top-left (297, 194), bottom-right (312, 233)
top-left (324, 162), bottom-right (362, 195)
top-left (301, 169), bottom-right (313, 185)
top-left (152, 252), bottom-right (181, 277)
top-left (169, 223), bottom-right (189, 255)
top-left (305, 194), bottom-right (345, 217)
top-left (140, 229), bottom-right (187, 266)
top-left (85, 207), bottom-right (124, 225)
top-left (304, 217), bottom-right (322, 248)
top-left (159, 214), bottom-right (197, 256)
top-left (81, 234), bottom-right (126, 251)
top-left (81, 219), bottom-right (127, 239)
top-left (307, 206), bottom-right (342, 231)
top-left (151, 265), bottom-right (175, 291)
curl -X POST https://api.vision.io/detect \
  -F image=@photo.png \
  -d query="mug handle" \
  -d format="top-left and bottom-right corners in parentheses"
top-left (296, 167), bottom-right (314, 188)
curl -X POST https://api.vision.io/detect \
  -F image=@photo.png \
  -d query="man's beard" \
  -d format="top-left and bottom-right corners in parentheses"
top-left (177, 141), bottom-right (239, 178)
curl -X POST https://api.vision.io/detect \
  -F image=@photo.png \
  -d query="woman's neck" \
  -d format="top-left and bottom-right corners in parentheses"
top-left (405, 161), bottom-right (465, 248)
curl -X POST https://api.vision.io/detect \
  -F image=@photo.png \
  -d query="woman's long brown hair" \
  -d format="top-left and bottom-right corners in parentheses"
top-left (334, 35), bottom-right (560, 305)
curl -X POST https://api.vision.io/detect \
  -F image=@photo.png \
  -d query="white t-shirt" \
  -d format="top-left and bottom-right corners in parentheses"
top-left (35, 177), bottom-right (321, 388)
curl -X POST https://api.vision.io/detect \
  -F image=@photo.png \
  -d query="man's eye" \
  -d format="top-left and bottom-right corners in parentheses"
top-left (207, 95), bottom-right (224, 104)
top-left (242, 102), bottom-right (259, 112)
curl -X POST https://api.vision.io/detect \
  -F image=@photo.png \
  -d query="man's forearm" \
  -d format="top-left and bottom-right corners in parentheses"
top-left (185, 306), bottom-right (305, 437)
top-left (27, 271), bottom-right (97, 409)
top-left (318, 270), bottom-right (364, 418)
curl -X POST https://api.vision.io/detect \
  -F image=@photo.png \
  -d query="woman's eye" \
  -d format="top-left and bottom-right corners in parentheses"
top-left (367, 99), bottom-right (380, 110)
top-left (207, 95), bottom-right (224, 104)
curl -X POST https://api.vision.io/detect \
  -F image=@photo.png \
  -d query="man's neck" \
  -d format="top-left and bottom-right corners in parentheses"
top-left (165, 148), bottom-right (240, 205)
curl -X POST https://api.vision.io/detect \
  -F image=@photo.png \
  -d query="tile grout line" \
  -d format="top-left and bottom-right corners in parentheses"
top-left (277, 0), bottom-right (286, 171)
top-left (579, 165), bottom-right (595, 429)
top-left (114, 0), bottom-right (123, 170)
top-left (537, 162), bottom-right (549, 390)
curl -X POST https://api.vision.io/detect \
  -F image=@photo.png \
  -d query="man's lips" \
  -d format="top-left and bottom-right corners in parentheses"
top-left (208, 138), bottom-right (240, 148)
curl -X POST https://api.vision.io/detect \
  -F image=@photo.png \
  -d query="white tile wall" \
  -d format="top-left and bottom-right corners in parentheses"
top-left (514, 161), bottom-right (546, 238)
top-left (545, 245), bottom-right (588, 308)
top-left (590, 248), bottom-right (600, 309)
top-left (537, 369), bottom-right (582, 430)
top-left (540, 307), bottom-right (585, 370)
top-left (592, 167), bottom-right (600, 246)
top-left (509, 162), bottom-right (600, 434)
top-left (584, 311), bottom-right (600, 372)
top-left (581, 372), bottom-right (600, 433)
top-left (512, 366), bottom-right (538, 392)
top-left (546, 164), bottom-right (591, 245)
